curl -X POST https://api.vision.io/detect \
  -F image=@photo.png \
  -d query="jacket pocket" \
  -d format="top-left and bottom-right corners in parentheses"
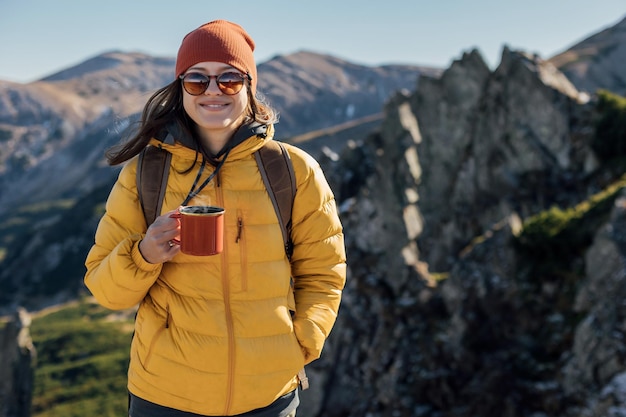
top-left (142, 307), bottom-right (169, 370)
top-left (287, 277), bottom-right (296, 319)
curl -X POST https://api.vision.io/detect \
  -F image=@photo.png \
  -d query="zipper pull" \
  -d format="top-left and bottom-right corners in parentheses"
top-left (236, 218), bottom-right (243, 243)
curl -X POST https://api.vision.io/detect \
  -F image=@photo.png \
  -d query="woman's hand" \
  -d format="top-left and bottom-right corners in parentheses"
top-left (139, 209), bottom-right (181, 264)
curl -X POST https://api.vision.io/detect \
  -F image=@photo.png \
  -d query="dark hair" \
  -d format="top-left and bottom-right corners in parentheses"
top-left (105, 79), bottom-right (278, 166)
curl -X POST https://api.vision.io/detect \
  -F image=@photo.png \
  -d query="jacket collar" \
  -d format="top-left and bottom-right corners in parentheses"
top-left (151, 122), bottom-right (274, 162)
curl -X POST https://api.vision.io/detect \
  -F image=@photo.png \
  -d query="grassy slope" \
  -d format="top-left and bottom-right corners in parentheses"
top-left (29, 299), bottom-right (135, 417)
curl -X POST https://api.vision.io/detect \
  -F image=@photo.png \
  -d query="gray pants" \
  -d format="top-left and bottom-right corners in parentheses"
top-left (130, 408), bottom-right (296, 417)
top-left (131, 412), bottom-right (295, 417)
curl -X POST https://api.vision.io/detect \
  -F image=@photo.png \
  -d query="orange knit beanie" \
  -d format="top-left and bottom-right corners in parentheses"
top-left (175, 20), bottom-right (257, 93)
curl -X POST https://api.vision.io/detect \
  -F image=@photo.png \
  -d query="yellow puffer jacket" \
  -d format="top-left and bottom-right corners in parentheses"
top-left (84, 124), bottom-right (346, 416)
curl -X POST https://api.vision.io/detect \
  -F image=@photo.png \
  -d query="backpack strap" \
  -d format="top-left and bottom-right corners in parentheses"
top-left (254, 140), bottom-right (297, 260)
top-left (255, 141), bottom-right (304, 389)
top-left (136, 145), bottom-right (171, 227)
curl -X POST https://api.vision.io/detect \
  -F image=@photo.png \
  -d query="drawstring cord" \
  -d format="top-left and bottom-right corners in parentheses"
top-left (177, 121), bottom-right (265, 205)
top-left (182, 148), bottom-right (231, 205)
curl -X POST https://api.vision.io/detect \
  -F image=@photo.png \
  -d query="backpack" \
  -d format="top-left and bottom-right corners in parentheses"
top-left (136, 139), bottom-right (297, 259)
top-left (135, 139), bottom-right (310, 390)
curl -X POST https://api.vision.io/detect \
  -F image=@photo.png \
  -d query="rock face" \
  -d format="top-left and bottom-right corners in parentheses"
top-left (299, 46), bottom-right (626, 417)
top-left (414, 47), bottom-right (591, 272)
top-left (560, 191), bottom-right (626, 415)
top-left (0, 308), bottom-right (36, 417)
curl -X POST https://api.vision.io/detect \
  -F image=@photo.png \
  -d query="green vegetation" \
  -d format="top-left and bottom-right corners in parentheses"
top-left (0, 199), bottom-right (77, 260)
top-left (0, 198), bottom-right (84, 306)
top-left (429, 272), bottom-right (450, 282)
top-left (591, 90), bottom-right (626, 162)
top-left (515, 175), bottom-right (626, 281)
top-left (29, 299), bottom-right (135, 417)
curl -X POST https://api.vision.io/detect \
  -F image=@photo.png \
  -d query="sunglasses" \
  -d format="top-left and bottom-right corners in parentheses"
top-left (179, 72), bottom-right (248, 96)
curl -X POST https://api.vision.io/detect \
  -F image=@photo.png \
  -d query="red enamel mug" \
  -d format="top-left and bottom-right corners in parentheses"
top-left (170, 206), bottom-right (225, 256)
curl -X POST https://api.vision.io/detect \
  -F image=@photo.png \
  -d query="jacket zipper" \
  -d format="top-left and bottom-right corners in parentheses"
top-left (215, 180), bottom-right (235, 415)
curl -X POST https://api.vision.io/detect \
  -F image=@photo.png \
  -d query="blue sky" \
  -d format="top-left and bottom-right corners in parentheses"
top-left (1, 0), bottom-right (624, 83)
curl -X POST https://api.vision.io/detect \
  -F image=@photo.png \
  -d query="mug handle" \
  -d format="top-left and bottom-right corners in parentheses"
top-left (169, 210), bottom-right (182, 245)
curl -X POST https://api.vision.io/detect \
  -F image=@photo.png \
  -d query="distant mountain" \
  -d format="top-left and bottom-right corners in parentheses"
top-left (257, 50), bottom-right (441, 135)
top-left (0, 51), bottom-right (178, 210)
top-left (549, 15), bottom-right (626, 96)
top-left (33, 49), bottom-right (439, 136)
top-left (41, 50), bottom-right (175, 83)
top-left (0, 50), bottom-right (436, 218)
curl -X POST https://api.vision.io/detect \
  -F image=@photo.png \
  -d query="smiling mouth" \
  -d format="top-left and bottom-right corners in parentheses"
top-left (200, 103), bottom-right (228, 109)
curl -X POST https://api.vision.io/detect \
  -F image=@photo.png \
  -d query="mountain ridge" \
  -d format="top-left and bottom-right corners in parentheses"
top-left (549, 15), bottom-right (626, 95)
top-left (0, 49), bottom-right (434, 218)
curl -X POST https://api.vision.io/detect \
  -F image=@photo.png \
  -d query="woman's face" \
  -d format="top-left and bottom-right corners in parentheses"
top-left (181, 61), bottom-right (249, 142)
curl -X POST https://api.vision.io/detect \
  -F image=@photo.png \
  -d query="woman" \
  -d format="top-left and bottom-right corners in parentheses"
top-left (84, 20), bottom-right (346, 417)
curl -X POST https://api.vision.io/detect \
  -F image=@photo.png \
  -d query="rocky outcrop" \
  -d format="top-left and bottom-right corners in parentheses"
top-left (301, 45), bottom-right (626, 417)
top-left (559, 191), bottom-right (626, 415)
top-left (414, 46), bottom-right (594, 272)
top-left (0, 308), bottom-right (36, 417)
